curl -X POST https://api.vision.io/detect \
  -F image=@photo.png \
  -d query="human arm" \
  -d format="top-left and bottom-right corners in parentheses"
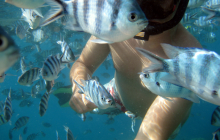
top-left (69, 35), bottom-right (110, 113)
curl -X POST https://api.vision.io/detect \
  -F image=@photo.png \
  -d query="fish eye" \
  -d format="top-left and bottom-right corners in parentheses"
top-left (128, 13), bottom-right (138, 22)
top-left (156, 82), bottom-right (160, 87)
top-left (101, 97), bottom-right (105, 101)
top-left (143, 73), bottom-right (149, 78)
top-left (212, 90), bottom-right (218, 96)
top-left (0, 35), bottom-right (9, 51)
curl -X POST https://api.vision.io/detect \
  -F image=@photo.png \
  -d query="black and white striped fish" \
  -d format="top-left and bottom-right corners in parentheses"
top-left (40, 0), bottom-right (148, 44)
top-left (18, 67), bottom-right (42, 86)
top-left (45, 80), bottom-right (54, 93)
top-left (12, 116), bottom-right (29, 130)
top-left (57, 39), bottom-right (75, 63)
top-left (64, 126), bottom-right (74, 140)
top-left (213, 128), bottom-right (220, 140)
top-left (41, 54), bottom-right (65, 81)
top-left (139, 72), bottom-right (200, 103)
top-left (56, 130), bottom-right (61, 140)
top-left (0, 114), bottom-right (7, 125)
top-left (74, 75), bottom-right (114, 109)
top-left (136, 43), bottom-right (220, 106)
top-left (4, 89), bottom-right (12, 122)
top-left (39, 92), bottom-right (49, 117)
top-left (211, 106), bottom-right (220, 126)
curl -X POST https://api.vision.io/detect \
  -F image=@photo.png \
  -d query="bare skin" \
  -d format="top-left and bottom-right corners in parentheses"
top-left (69, 23), bottom-right (202, 140)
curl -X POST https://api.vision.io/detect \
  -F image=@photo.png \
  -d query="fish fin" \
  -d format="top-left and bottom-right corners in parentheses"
top-left (33, 8), bottom-right (44, 18)
top-left (40, 0), bottom-right (66, 26)
top-left (73, 80), bottom-right (85, 93)
top-left (201, 6), bottom-right (216, 20)
top-left (160, 74), bottom-right (183, 86)
top-left (90, 39), bottom-right (114, 44)
top-left (182, 93), bottom-right (200, 103)
top-left (160, 96), bottom-right (172, 101)
top-left (160, 43), bottom-right (183, 58)
top-left (136, 47), bottom-right (165, 73)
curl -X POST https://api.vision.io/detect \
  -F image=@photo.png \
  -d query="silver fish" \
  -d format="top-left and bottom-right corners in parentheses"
top-left (136, 43), bottom-right (220, 106)
top-left (5, 0), bottom-right (45, 9)
top-left (4, 89), bottom-right (12, 122)
top-left (40, 0), bottom-right (148, 44)
top-left (19, 134), bottom-right (23, 140)
top-left (64, 126), bottom-right (74, 140)
top-left (74, 75), bottom-right (114, 109)
top-left (42, 54), bottom-right (64, 81)
top-left (194, 16), bottom-right (215, 27)
top-left (80, 113), bottom-right (86, 122)
top-left (57, 39), bottom-right (75, 63)
top-left (39, 92), bottom-right (49, 117)
top-left (139, 72), bottom-right (200, 103)
top-left (56, 130), bottom-right (60, 140)
top-left (0, 26), bottom-right (20, 74)
top-left (18, 67), bottom-right (42, 86)
top-left (20, 57), bottom-right (27, 73)
top-left (201, 7), bottom-right (220, 21)
top-left (12, 116), bottom-right (29, 130)
top-left (202, 32), bottom-right (217, 43)
top-left (35, 44), bottom-right (41, 52)
top-left (211, 106), bottom-right (220, 126)
top-left (213, 128), bottom-right (220, 140)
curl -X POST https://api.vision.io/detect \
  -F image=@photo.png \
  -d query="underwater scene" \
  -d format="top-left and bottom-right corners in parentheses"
top-left (1, 0), bottom-right (220, 140)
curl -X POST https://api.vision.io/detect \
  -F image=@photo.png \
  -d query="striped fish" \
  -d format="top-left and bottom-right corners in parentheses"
top-left (26, 133), bottom-right (39, 140)
top-left (23, 126), bottom-right (28, 134)
top-left (45, 80), bottom-right (54, 93)
top-left (211, 106), bottom-right (220, 126)
top-left (40, 0), bottom-right (148, 44)
top-left (41, 55), bottom-right (65, 81)
top-left (39, 92), bottom-right (49, 117)
top-left (12, 116), bottom-right (29, 130)
top-left (4, 89), bottom-right (12, 122)
top-left (20, 57), bottom-right (27, 73)
top-left (213, 128), bottom-right (220, 140)
top-left (136, 43), bottom-right (220, 106)
top-left (56, 130), bottom-right (60, 140)
top-left (64, 126), bottom-right (74, 140)
top-left (57, 39), bottom-right (75, 63)
top-left (0, 114), bottom-right (7, 125)
top-left (139, 72), bottom-right (200, 103)
top-left (18, 67), bottom-right (42, 86)
top-left (73, 75), bottom-right (114, 109)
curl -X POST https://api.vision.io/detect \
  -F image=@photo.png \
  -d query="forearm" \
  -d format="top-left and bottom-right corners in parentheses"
top-left (135, 97), bottom-right (192, 140)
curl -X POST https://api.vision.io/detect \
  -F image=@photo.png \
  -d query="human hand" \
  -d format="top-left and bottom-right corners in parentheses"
top-left (69, 82), bottom-right (97, 114)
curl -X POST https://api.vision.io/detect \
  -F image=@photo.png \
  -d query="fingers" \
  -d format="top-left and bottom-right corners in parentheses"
top-left (69, 90), bottom-right (97, 114)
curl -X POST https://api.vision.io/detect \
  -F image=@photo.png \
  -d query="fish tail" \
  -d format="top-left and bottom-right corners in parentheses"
top-left (201, 6), bottom-right (216, 21)
top-left (136, 47), bottom-right (167, 73)
top-left (40, 0), bottom-right (67, 26)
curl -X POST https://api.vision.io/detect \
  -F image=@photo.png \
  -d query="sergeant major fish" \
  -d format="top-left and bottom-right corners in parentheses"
top-left (57, 39), bottom-right (75, 63)
top-left (139, 72), bottom-right (200, 103)
top-left (0, 26), bottom-right (20, 75)
top-left (74, 75), bottom-right (114, 109)
top-left (64, 126), bottom-right (74, 140)
top-left (18, 67), bottom-right (42, 86)
top-left (211, 106), bottom-right (220, 126)
top-left (136, 44), bottom-right (220, 106)
top-left (39, 92), bottom-right (50, 117)
top-left (4, 89), bottom-right (12, 122)
top-left (12, 116), bottom-right (29, 130)
top-left (213, 128), bottom-right (220, 140)
top-left (40, 0), bottom-right (148, 44)
top-left (0, 114), bottom-right (7, 125)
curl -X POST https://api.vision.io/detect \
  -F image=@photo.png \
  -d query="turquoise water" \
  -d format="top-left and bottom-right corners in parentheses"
top-left (0, 0), bottom-right (220, 140)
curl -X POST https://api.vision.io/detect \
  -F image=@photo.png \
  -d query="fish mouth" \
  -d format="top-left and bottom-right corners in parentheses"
top-left (138, 20), bottom-right (149, 30)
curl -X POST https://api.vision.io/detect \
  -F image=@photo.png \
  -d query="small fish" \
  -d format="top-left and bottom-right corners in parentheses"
top-left (12, 116), bottom-right (29, 130)
top-left (4, 89), bottom-right (12, 122)
top-left (31, 85), bottom-right (40, 98)
top-left (39, 92), bottom-right (50, 117)
top-left (23, 126), bottom-right (28, 134)
top-left (9, 129), bottom-right (13, 140)
top-left (33, 29), bottom-right (44, 43)
top-left (64, 126), bottom-right (74, 140)
top-left (35, 44), bottom-right (41, 52)
top-left (80, 113), bottom-right (86, 122)
top-left (26, 133), bottom-right (39, 140)
top-left (41, 54), bottom-right (65, 81)
top-left (206, 0), bottom-right (220, 8)
top-left (42, 122), bottom-right (51, 127)
top-left (139, 72), bottom-right (200, 103)
top-left (40, 0), bottom-right (148, 44)
top-left (74, 75), bottom-right (114, 109)
top-left (57, 39), bottom-right (75, 63)
top-left (18, 67), bottom-right (42, 86)
top-left (0, 26), bottom-right (20, 74)
top-left (41, 131), bottom-right (46, 137)
top-left (136, 44), bottom-right (220, 106)
top-left (194, 16), bottom-right (215, 27)
top-left (5, 0), bottom-right (45, 9)
top-left (19, 134), bottom-right (23, 140)
top-left (187, 0), bottom-right (206, 8)
top-left (202, 32), bottom-right (217, 43)
top-left (211, 106), bottom-right (220, 126)
top-left (20, 57), bottom-right (27, 73)
top-left (0, 114), bottom-right (7, 125)
top-left (56, 130), bottom-right (60, 140)
top-left (213, 128), bottom-right (220, 140)
top-left (45, 80), bottom-right (54, 93)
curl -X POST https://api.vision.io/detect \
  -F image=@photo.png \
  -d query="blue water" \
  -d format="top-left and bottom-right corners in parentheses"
top-left (0, 0), bottom-right (220, 140)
